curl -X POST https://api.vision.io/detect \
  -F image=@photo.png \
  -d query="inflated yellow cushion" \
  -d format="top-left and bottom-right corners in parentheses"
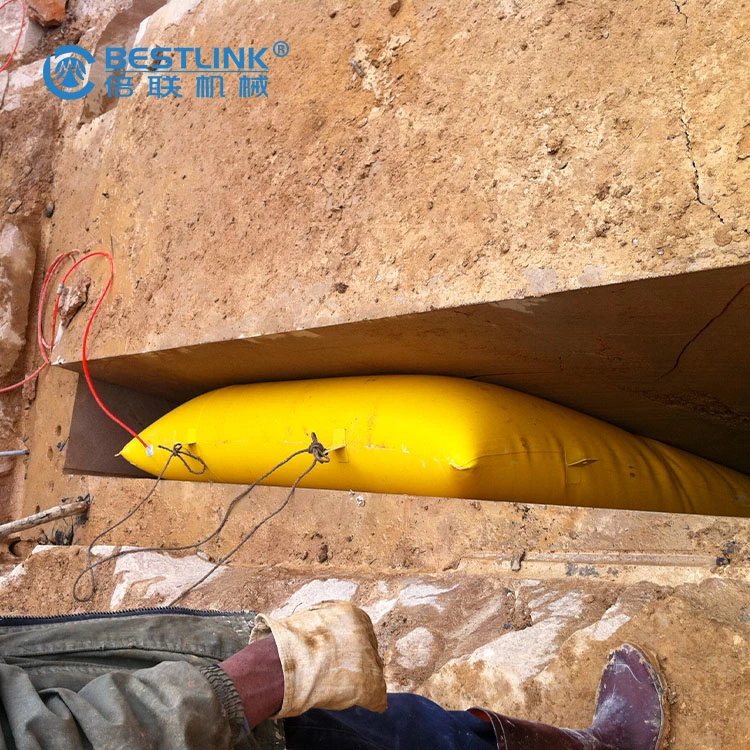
top-left (121, 375), bottom-right (750, 516)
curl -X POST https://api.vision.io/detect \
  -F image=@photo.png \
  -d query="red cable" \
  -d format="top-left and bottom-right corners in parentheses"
top-left (1, 250), bottom-right (149, 450)
top-left (58, 251), bottom-right (149, 449)
top-left (38, 251), bottom-right (77, 359)
top-left (0, 362), bottom-right (46, 393)
top-left (0, 0), bottom-right (27, 75)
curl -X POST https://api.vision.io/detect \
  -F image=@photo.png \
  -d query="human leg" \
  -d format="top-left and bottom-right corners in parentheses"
top-left (285, 693), bottom-right (497, 750)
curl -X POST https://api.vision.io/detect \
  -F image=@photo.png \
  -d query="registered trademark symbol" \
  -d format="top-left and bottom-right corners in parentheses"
top-left (273, 40), bottom-right (290, 58)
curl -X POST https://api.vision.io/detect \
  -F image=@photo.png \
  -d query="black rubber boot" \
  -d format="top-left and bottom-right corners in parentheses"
top-left (470, 643), bottom-right (668, 749)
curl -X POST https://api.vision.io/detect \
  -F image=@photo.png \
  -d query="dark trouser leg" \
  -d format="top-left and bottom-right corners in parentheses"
top-left (284, 693), bottom-right (498, 750)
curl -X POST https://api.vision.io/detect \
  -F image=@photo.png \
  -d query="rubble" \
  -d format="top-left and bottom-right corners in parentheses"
top-left (27, 0), bottom-right (67, 28)
top-left (57, 275), bottom-right (90, 328)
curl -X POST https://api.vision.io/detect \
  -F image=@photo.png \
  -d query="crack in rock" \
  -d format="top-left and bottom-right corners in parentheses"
top-left (679, 101), bottom-right (726, 225)
top-left (672, 0), bottom-right (729, 228)
top-left (660, 282), bottom-right (750, 379)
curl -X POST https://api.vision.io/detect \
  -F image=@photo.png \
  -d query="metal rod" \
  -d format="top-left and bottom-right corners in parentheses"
top-left (0, 498), bottom-right (90, 540)
top-left (462, 550), bottom-right (720, 568)
top-left (0, 450), bottom-right (29, 457)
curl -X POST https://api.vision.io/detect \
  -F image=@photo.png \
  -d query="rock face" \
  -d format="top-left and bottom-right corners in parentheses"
top-left (49, 0), bottom-right (750, 364)
top-left (1, 59), bottom-right (44, 112)
top-left (0, 7), bottom-right (43, 61)
top-left (27, 0), bottom-right (66, 28)
top-left (0, 223), bottom-right (36, 379)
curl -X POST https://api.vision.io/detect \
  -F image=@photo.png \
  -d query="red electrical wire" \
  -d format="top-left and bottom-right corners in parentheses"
top-left (60, 252), bottom-right (148, 449)
top-left (0, 0), bottom-right (27, 75)
top-left (1, 250), bottom-right (149, 450)
top-left (38, 251), bottom-right (76, 359)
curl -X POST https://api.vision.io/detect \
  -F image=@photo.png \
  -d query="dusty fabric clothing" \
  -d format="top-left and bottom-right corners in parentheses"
top-left (0, 608), bottom-right (286, 750)
top-left (250, 601), bottom-right (388, 718)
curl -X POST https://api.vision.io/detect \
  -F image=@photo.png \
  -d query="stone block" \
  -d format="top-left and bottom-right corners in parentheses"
top-left (0, 223), bottom-right (36, 378)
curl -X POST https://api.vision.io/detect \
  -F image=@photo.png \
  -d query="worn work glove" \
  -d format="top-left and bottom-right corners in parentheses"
top-left (250, 600), bottom-right (387, 718)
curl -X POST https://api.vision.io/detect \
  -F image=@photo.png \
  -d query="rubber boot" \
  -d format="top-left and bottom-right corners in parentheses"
top-left (470, 643), bottom-right (668, 750)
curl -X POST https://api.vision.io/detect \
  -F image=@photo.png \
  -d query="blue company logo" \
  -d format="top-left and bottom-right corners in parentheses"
top-left (44, 43), bottom-right (289, 101)
top-left (43, 45), bottom-right (96, 100)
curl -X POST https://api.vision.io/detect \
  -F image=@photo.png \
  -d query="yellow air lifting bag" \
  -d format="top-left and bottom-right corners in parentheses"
top-left (120, 375), bottom-right (750, 516)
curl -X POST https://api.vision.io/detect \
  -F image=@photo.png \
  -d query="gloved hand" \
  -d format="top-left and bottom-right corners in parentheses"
top-left (250, 600), bottom-right (387, 718)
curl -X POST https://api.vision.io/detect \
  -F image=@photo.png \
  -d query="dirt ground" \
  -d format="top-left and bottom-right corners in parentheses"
top-left (1, 1), bottom-right (750, 748)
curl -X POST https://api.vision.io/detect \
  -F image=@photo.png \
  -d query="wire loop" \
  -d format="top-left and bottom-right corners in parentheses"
top-left (73, 435), bottom-right (328, 605)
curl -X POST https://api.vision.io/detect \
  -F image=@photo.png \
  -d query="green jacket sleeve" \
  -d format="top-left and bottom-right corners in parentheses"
top-left (0, 660), bottom-right (244, 749)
